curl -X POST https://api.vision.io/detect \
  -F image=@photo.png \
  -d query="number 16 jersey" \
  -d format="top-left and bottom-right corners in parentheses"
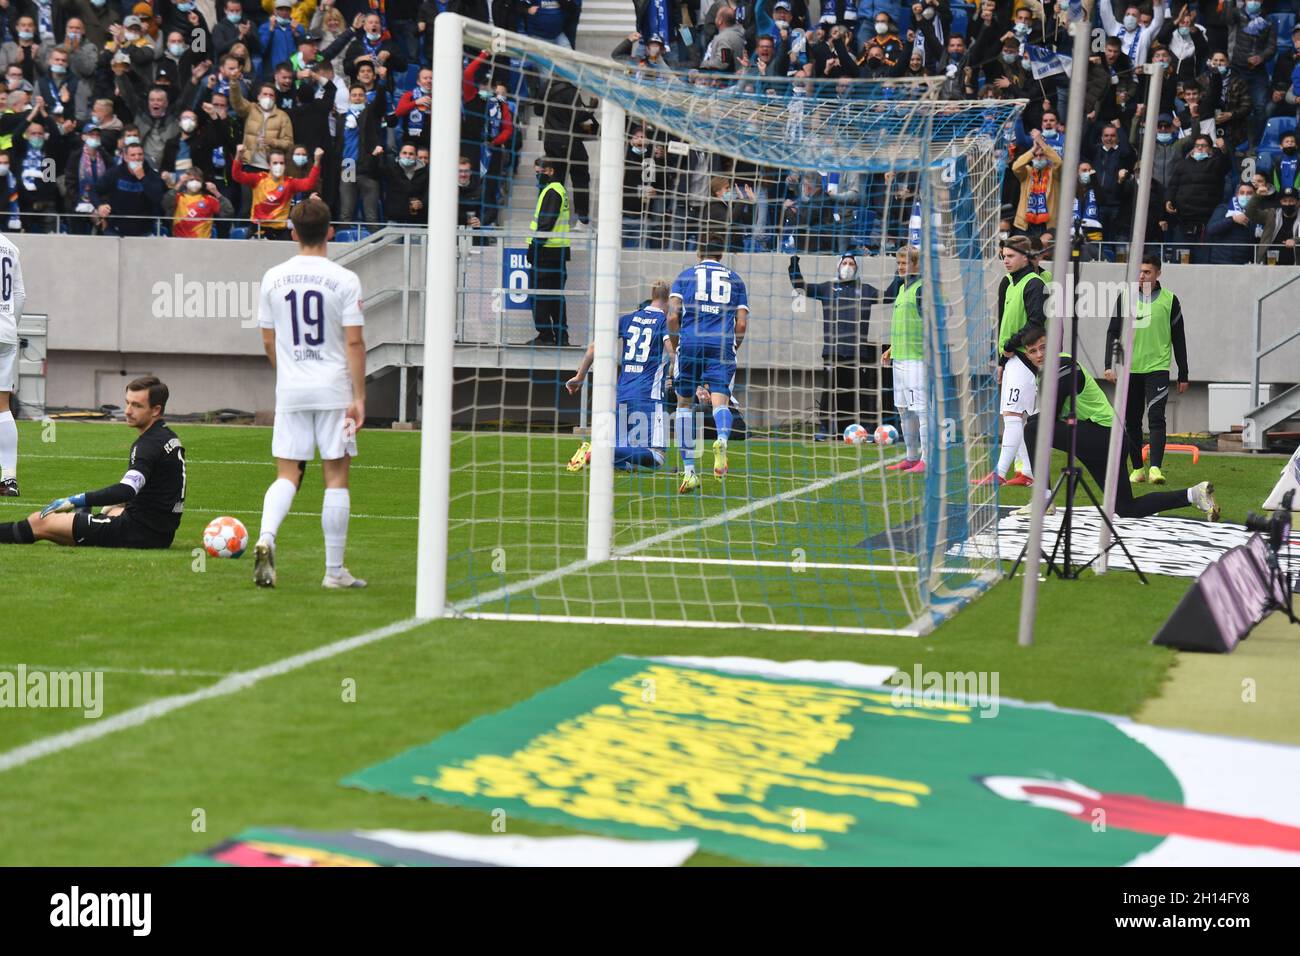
top-left (670, 259), bottom-right (748, 362)
top-left (258, 254), bottom-right (365, 411)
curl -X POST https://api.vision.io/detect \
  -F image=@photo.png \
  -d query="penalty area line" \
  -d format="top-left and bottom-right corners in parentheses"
top-left (0, 616), bottom-right (425, 776)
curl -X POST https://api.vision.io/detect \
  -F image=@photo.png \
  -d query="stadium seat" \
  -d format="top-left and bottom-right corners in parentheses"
top-left (334, 227), bottom-right (372, 242)
top-left (1260, 115), bottom-right (1298, 155)
top-left (951, 2), bottom-right (972, 38)
top-left (1270, 13), bottom-right (1295, 53)
top-left (229, 226), bottom-right (251, 239)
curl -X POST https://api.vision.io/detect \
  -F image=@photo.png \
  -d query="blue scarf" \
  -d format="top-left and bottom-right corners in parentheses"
top-left (1241, 14), bottom-right (1269, 37)
top-left (645, 0), bottom-right (670, 49)
top-left (1073, 188), bottom-right (1099, 226)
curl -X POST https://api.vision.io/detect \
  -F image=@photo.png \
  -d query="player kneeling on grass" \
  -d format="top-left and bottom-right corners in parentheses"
top-left (253, 198), bottom-right (367, 590)
top-left (1018, 325), bottom-right (1218, 522)
top-left (0, 377), bottom-right (185, 548)
top-left (881, 246), bottom-right (926, 473)
top-left (565, 281), bottom-right (676, 473)
top-left (668, 234), bottom-right (749, 494)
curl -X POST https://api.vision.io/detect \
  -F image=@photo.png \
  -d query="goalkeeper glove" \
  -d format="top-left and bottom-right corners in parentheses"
top-left (41, 493), bottom-right (87, 519)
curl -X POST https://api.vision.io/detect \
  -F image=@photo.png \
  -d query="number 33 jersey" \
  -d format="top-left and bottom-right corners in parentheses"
top-left (669, 259), bottom-right (748, 361)
top-left (258, 255), bottom-right (365, 411)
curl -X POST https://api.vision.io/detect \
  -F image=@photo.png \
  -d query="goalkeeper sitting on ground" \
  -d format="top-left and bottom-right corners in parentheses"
top-left (565, 281), bottom-right (677, 472)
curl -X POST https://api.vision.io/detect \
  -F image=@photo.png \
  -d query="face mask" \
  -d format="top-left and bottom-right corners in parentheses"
top-left (51, 64), bottom-right (67, 75)
top-left (631, 144), bottom-right (644, 155)
top-left (478, 88), bottom-right (492, 100)
top-left (0, 164), bottom-right (9, 175)
top-left (1021, 58), bottom-right (1031, 70)
top-left (1013, 22), bottom-right (1029, 36)
top-left (536, 173), bottom-right (547, 186)
top-left (277, 17), bottom-right (291, 26)
top-left (366, 31), bottom-right (382, 42)
top-left (1079, 171), bottom-right (1092, 183)
top-left (921, 7), bottom-right (935, 19)
top-left (1177, 26), bottom-right (1190, 37)
top-left (270, 162), bottom-right (285, 177)
top-left (348, 102), bottom-right (364, 114)
top-left (127, 160), bottom-right (143, 171)
top-left (259, 96), bottom-right (275, 111)
top-left (1123, 15), bottom-right (1137, 31)
top-left (179, 1), bottom-right (195, 9)
top-left (1156, 131), bottom-right (1173, 143)
top-left (227, 12), bottom-right (241, 22)
top-left (169, 43), bottom-right (187, 57)
top-left (125, 31), bottom-right (140, 42)
top-left (67, 31), bottom-right (82, 42)
top-left (90, 0), bottom-right (105, 6)
top-left (84, 138), bottom-right (100, 150)
top-left (1246, 1), bottom-right (1261, 13)
top-left (186, 178), bottom-right (203, 192)
top-left (1191, 150), bottom-right (1208, 161)
top-left (399, 155), bottom-right (416, 168)
top-left (875, 22), bottom-right (888, 34)
top-left (293, 154), bottom-right (309, 166)
top-left (125, 135), bottom-right (140, 146)
top-left (1031, 158), bottom-right (1047, 169)
top-left (1216, 64), bottom-right (1228, 75)
top-left (837, 262), bottom-right (857, 281)
top-left (1001, 52), bottom-right (1017, 64)
top-left (1283, 145), bottom-right (1298, 156)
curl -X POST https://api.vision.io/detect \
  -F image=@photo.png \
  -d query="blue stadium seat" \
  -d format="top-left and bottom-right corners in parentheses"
top-left (1270, 13), bottom-right (1295, 53)
top-left (403, 63), bottom-right (421, 89)
top-left (951, 2), bottom-right (972, 38)
top-left (229, 226), bottom-right (251, 239)
top-left (1257, 115), bottom-right (1298, 172)
top-left (334, 227), bottom-right (372, 242)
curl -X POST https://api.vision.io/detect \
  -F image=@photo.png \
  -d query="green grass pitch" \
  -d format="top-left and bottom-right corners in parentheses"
top-left (0, 419), bottom-right (1288, 865)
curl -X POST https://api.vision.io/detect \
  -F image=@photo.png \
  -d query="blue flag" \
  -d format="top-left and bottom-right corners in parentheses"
top-left (1026, 44), bottom-right (1073, 80)
top-left (909, 200), bottom-right (922, 248)
top-left (1068, 0), bottom-right (1084, 22)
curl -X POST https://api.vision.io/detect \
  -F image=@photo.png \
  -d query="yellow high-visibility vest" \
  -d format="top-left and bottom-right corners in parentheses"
top-left (530, 181), bottom-right (570, 248)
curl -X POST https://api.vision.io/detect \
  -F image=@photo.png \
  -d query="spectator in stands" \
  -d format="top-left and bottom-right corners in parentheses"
top-left (34, 47), bottom-right (78, 138)
top-left (60, 123), bottom-right (111, 233)
top-left (160, 108), bottom-right (201, 176)
top-left (124, 86), bottom-right (182, 170)
top-left (59, 20), bottom-right (98, 121)
top-left (858, 41), bottom-right (892, 78)
top-left (1272, 132), bottom-right (1299, 192)
top-left (92, 141), bottom-right (165, 236)
top-left (155, 30), bottom-right (196, 89)
top-left (867, 11), bottom-right (903, 69)
top-left (990, 35), bottom-right (1031, 100)
top-left (163, 166), bottom-right (235, 238)
top-left (1012, 130), bottom-right (1063, 240)
top-left (214, 1), bottom-right (262, 60)
top-left (1270, 25), bottom-right (1300, 121)
top-left (1098, 0), bottom-right (1164, 67)
top-left (1072, 160), bottom-right (1105, 259)
top-left (290, 32), bottom-right (326, 80)
top-left (11, 118), bottom-right (60, 232)
top-left (1203, 50), bottom-right (1252, 150)
top-left (1165, 132), bottom-right (1231, 261)
top-left (87, 97), bottom-right (124, 153)
top-left (62, 0), bottom-right (121, 50)
top-left (1246, 185), bottom-right (1300, 265)
top-left (232, 142), bottom-right (322, 237)
top-left (909, 0), bottom-right (952, 72)
top-left (526, 0), bottom-right (578, 49)
top-left (1205, 180), bottom-right (1262, 263)
top-left (701, 6), bottom-right (746, 72)
top-left (704, 175), bottom-right (754, 251)
top-left (1226, 0), bottom-right (1276, 146)
top-left (1160, 5), bottom-right (1210, 86)
top-left (937, 34), bottom-right (972, 99)
top-left (312, 4), bottom-right (351, 75)
top-left (457, 154), bottom-right (482, 230)
top-left (386, 0), bottom-right (422, 65)
top-left (0, 152), bottom-right (16, 231)
top-left (540, 75), bottom-right (594, 227)
top-left (101, 18), bottom-right (157, 82)
top-left (1086, 123), bottom-right (1136, 248)
top-left (393, 65), bottom-right (431, 150)
top-left (230, 79), bottom-right (295, 169)
top-left (331, 84), bottom-right (383, 227)
top-left (1143, 112), bottom-right (1184, 193)
top-left (1095, 37), bottom-right (1137, 126)
top-left (781, 171), bottom-right (835, 252)
top-left (290, 60), bottom-right (341, 162)
top-left (381, 141), bottom-right (427, 224)
top-left (196, 91), bottom-right (240, 210)
top-left (1174, 81), bottom-right (1214, 140)
top-left (342, 12), bottom-right (408, 79)
top-left (261, 3), bottom-right (306, 80)
top-left (1, 16), bottom-right (51, 84)
top-left (811, 22), bottom-right (858, 78)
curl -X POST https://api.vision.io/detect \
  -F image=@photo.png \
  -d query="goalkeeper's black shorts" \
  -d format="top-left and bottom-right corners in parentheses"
top-left (72, 511), bottom-right (173, 549)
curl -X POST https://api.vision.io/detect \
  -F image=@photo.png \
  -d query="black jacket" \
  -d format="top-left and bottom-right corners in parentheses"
top-left (789, 255), bottom-right (878, 362)
top-left (382, 156), bottom-right (429, 224)
top-left (1167, 145), bottom-right (1231, 225)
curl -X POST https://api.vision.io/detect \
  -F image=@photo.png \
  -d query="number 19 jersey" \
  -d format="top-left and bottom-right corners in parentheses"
top-left (258, 254), bottom-right (365, 411)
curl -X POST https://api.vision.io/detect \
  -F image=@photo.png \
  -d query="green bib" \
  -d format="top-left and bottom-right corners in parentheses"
top-left (890, 277), bottom-right (923, 362)
top-left (999, 271), bottom-right (1045, 354)
top-left (1128, 288), bottom-right (1174, 375)
top-left (530, 182), bottom-right (570, 248)
top-left (1061, 353), bottom-right (1115, 428)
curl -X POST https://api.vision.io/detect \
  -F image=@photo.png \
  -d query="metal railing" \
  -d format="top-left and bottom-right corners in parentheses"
top-left (4, 210), bottom-right (416, 238)
top-left (1248, 271), bottom-right (1300, 446)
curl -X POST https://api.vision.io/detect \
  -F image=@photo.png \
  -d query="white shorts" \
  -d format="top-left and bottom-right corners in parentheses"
top-left (1000, 358), bottom-right (1038, 417)
top-left (272, 407), bottom-right (358, 461)
top-left (0, 343), bottom-right (15, 393)
top-left (892, 359), bottom-right (925, 412)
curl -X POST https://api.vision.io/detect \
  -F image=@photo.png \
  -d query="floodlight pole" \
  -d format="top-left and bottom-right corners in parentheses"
top-left (1016, 4), bottom-right (1094, 647)
top-left (586, 98), bottom-right (626, 562)
top-left (415, 13), bottom-right (465, 619)
top-left (1097, 63), bottom-right (1164, 573)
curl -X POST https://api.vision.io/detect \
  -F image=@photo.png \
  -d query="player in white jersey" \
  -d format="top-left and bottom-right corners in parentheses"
top-left (0, 231), bottom-right (25, 496)
top-left (252, 199), bottom-right (368, 589)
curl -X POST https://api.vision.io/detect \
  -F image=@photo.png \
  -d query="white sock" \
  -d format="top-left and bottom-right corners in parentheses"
top-left (257, 477), bottom-right (297, 548)
top-left (901, 410), bottom-right (920, 461)
top-left (322, 487), bottom-right (350, 572)
top-left (917, 408), bottom-right (928, 463)
top-left (0, 410), bottom-right (15, 479)
top-left (676, 407), bottom-right (695, 476)
top-left (997, 415), bottom-right (1024, 478)
top-left (1187, 487), bottom-right (1195, 503)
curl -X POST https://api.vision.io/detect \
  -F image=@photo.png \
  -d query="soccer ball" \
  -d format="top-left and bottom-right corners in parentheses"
top-left (874, 424), bottom-right (900, 446)
top-left (843, 423), bottom-right (870, 445)
top-left (203, 516), bottom-right (249, 559)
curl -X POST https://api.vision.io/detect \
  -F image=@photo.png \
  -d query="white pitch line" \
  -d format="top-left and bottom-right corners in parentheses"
top-left (616, 555), bottom-right (922, 573)
top-left (0, 664), bottom-right (229, 678)
top-left (451, 457), bottom-right (894, 614)
top-left (463, 611), bottom-right (916, 638)
top-left (0, 617), bottom-right (425, 775)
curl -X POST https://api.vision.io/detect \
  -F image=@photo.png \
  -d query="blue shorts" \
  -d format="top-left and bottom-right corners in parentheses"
top-left (616, 400), bottom-right (666, 449)
top-left (677, 349), bottom-right (736, 398)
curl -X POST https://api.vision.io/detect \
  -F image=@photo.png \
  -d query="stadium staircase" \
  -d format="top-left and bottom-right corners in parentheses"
top-left (1244, 272), bottom-right (1300, 450)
